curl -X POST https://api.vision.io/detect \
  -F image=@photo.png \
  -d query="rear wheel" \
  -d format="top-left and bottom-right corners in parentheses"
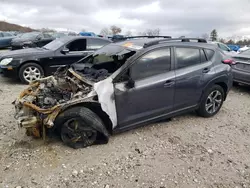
top-left (19, 63), bottom-right (44, 84)
top-left (197, 85), bottom-right (225, 117)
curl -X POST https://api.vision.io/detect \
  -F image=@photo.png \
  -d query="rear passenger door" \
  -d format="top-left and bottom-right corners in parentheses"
top-left (173, 47), bottom-right (213, 110)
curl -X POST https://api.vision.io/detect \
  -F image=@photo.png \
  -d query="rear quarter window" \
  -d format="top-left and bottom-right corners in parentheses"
top-left (204, 49), bottom-right (215, 61)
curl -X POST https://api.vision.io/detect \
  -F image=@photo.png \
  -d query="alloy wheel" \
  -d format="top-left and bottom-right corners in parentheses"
top-left (23, 66), bottom-right (41, 83)
top-left (205, 90), bottom-right (223, 114)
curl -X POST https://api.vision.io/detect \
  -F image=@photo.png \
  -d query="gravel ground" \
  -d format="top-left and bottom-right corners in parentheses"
top-left (0, 75), bottom-right (250, 188)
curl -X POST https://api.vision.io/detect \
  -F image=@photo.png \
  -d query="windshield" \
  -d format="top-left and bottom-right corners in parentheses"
top-left (19, 32), bottom-right (40, 39)
top-left (75, 44), bottom-right (134, 67)
top-left (241, 49), bottom-right (250, 55)
top-left (53, 33), bottom-right (67, 38)
top-left (43, 38), bottom-right (65, 50)
top-left (85, 44), bottom-right (131, 63)
top-left (72, 44), bottom-right (136, 82)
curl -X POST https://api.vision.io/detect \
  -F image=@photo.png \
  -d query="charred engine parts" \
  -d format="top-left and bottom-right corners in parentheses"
top-left (14, 69), bottom-right (94, 138)
top-left (79, 67), bottom-right (110, 82)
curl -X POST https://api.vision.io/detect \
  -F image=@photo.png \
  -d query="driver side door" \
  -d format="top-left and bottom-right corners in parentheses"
top-left (114, 47), bottom-right (175, 131)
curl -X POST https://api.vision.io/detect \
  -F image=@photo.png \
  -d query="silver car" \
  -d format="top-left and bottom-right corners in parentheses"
top-left (232, 49), bottom-right (250, 85)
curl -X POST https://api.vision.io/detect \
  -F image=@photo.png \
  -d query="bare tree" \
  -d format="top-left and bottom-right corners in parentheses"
top-left (219, 38), bottom-right (226, 43)
top-left (40, 28), bottom-right (56, 32)
top-left (100, 27), bottom-right (112, 36)
top-left (201, 33), bottom-right (209, 40)
top-left (141, 28), bottom-right (160, 36)
top-left (110, 25), bottom-right (122, 35)
top-left (125, 30), bottom-right (132, 37)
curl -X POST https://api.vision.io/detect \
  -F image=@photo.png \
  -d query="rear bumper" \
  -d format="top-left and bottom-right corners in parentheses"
top-left (232, 69), bottom-right (250, 85)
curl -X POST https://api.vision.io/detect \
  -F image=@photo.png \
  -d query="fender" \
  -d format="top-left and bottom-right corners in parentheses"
top-left (200, 74), bottom-right (230, 102)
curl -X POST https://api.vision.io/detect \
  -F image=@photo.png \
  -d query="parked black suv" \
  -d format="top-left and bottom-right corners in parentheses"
top-left (14, 37), bottom-right (233, 148)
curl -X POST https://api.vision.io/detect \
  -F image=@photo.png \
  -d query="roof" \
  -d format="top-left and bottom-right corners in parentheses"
top-left (115, 38), bottom-right (162, 46)
top-left (113, 38), bottom-right (217, 50)
top-left (58, 36), bottom-right (112, 43)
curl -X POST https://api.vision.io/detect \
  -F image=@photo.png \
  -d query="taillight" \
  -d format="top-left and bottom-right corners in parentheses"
top-left (222, 59), bottom-right (236, 65)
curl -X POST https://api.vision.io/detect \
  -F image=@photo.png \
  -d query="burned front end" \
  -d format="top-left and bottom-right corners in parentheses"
top-left (13, 68), bottom-right (97, 138)
top-left (13, 43), bottom-right (137, 142)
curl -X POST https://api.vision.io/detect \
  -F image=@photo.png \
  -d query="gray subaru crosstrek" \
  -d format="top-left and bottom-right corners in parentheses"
top-left (14, 37), bottom-right (233, 148)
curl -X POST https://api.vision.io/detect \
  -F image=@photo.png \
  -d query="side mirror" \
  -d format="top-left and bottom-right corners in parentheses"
top-left (61, 47), bottom-right (70, 54)
top-left (125, 78), bottom-right (135, 89)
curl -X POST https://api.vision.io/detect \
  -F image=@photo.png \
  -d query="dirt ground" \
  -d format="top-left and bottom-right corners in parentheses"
top-left (0, 76), bottom-right (250, 188)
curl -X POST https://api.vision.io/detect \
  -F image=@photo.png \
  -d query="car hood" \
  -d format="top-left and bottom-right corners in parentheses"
top-left (0, 36), bottom-right (16, 40)
top-left (0, 48), bottom-right (51, 58)
top-left (11, 37), bottom-right (34, 43)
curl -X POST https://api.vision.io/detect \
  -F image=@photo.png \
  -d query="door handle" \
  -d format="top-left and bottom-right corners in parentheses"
top-left (202, 68), bottom-right (210, 73)
top-left (164, 80), bottom-right (174, 88)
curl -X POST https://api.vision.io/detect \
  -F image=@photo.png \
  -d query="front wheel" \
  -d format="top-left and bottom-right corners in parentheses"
top-left (55, 106), bottom-right (109, 149)
top-left (197, 85), bottom-right (225, 117)
top-left (19, 63), bottom-right (44, 84)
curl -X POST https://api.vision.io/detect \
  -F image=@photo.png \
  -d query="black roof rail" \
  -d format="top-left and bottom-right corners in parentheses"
top-left (144, 38), bottom-right (207, 48)
top-left (112, 35), bottom-right (171, 42)
top-left (125, 35), bottom-right (171, 39)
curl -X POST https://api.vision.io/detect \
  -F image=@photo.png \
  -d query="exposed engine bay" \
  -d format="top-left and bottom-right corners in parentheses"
top-left (14, 68), bottom-right (97, 138)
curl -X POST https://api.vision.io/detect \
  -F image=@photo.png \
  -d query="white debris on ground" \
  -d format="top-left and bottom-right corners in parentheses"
top-left (0, 75), bottom-right (250, 188)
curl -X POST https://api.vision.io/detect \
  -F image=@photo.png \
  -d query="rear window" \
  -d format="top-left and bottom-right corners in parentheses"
top-left (204, 49), bottom-right (215, 61)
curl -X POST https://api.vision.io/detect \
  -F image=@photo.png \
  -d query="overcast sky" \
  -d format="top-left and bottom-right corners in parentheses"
top-left (1, 0), bottom-right (250, 37)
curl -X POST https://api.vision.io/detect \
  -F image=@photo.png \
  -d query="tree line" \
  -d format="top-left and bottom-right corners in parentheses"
top-left (97, 25), bottom-right (161, 36)
top-left (202, 29), bottom-right (250, 46)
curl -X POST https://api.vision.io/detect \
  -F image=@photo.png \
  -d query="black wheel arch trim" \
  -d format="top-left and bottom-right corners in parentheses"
top-left (200, 74), bottom-right (230, 102)
top-left (54, 100), bottom-right (112, 140)
top-left (18, 60), bottom-right (44, 72)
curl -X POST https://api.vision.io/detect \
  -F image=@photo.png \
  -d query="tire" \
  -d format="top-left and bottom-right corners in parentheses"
top-left (19, 63), bottom-right (44, 84)
top-left (55, 106), bottom-right (109, 149)
top-left (197, 85), bottom-right (225, 118)
top-left (233, 81), bottom-right (239, 86)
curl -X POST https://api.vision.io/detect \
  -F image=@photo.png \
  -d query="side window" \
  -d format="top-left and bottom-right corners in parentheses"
top-left (67, 39), bottom-right (87, 52)
top-left (200, 49), bottom-right (207, 63)
top-left (43, 33), bottom-right (52, 38)
top-left (219, 43), bottom-right (230, 52)
top-left (176, 48), bottom-right (200, 69)
top-left (3, 33), bottom-right (12, 37)
top-left (204, 49), bottom-right (215, 61)
top-left (37, 34), bottom-right (43, 40)
top-left (87, 39), bottom-right (110, 50)
top-left (130, 48), bottom-right (171, 80)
